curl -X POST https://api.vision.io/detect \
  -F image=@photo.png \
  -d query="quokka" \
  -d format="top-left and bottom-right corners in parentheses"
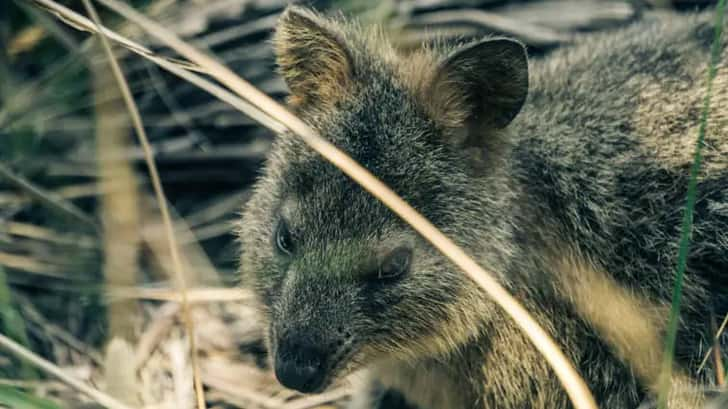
top-left (237, 5), bottom-right (728, 409)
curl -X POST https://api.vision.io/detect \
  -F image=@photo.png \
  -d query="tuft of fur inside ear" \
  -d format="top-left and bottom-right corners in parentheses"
top-left (425, 38), bottom-right (529, 134)
top-left (413, 37), bottom-right (528, 172)
top-left (273, 6), bottom-right (354, 109)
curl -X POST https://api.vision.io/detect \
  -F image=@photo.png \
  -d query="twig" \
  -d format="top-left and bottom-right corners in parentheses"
top-left (0, 162), bottom-right (98, 232)
top-left (0, 333), bottom-right (134, 409)
top-left (79, 1), bottom-right (206, 407)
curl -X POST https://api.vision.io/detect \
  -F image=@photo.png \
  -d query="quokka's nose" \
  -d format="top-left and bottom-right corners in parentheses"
top-left (274, 336), bottom-right (328, 393)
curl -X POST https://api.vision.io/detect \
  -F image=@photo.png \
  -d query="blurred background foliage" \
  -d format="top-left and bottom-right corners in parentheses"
top-left (0, 0), bottom-right (724, 408)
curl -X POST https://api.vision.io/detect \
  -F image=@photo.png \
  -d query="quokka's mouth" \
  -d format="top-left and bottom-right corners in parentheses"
top-left (272, 345), bottom-right (358, 394)
top-left (273, 353), bottom-right (329, 393)
top-left (268, 323), bottom-right (362, 394)
top-left (273, 358), bottom-right (338, 394)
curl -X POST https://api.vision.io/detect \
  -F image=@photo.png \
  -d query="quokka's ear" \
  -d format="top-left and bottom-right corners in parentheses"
top-left (274, 6), bottom-right (353, 108)
top-left (426, 38), bottom-right (529, 133)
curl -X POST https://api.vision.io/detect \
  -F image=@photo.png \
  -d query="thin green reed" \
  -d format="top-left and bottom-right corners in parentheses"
top-left (0, 266), bottom-right (37, 379)
top-left (658, 2), bottom-right (726, 408)
top-left (0, 385), bottom-right (63, 409)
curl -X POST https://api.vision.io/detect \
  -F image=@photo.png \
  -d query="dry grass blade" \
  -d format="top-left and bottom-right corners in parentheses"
top-left (0, 251), bottom-right (62, 277)
top-left (104, 338), bottom-right (140, 405)
top-left (130, 51), bottom-right (288, 134)
top-left (135, 302), bottom-right (179, 370)
top-left (16, 295), bottom-right (104, 366)
top-left (0, 379), bottom-right (65, 390)
top-left (28, 0), bottom-right (202, 73)
top-left (12, 0), bottom-right (79, 52)
top-left (698, 312), bottom-right (728, 376)
top-left (93, 36), bottom-right (140, 342)
top-left (403, 9), bottom-right (568, 46)
top-left (201, 369), bottom-right (286, 409)
top-left (71, 1), bottom-right (598, 407)
top-left (79, 1), bottom-right (205, 408)
top-left (3, 221), bottom-right (96, 248)
top-left (281, 388), bottom-right (350, 409)
top-left (0, 333), bottom-right (134, 409)
top-left (139, 199), bottom-right (222, 287)
top-left (107, 287), bottom-right (252, 303)
top-left (713, 335), bottom-right (725, 388)
top-left (717, 313), bottom-right (728, 354)
top-left (25, 0), bottom-right (286, 135)
top-left (0, 162), bottom-right (98, 232)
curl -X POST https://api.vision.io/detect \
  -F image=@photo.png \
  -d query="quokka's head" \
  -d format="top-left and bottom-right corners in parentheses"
top-left (238, 5), bottom-right (529, 394)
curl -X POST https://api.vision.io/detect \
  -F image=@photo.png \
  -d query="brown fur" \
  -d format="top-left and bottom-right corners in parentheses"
top-left (633, 52), bottom-right (728, 178)
top-left (273, 8), bottom-right (354, 109)
top-left (551, 249), bottom-right (708, 408)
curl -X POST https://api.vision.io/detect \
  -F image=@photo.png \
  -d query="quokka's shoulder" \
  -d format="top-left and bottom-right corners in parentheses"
top-left (524, 9), bottom-right (727, 175)
top-left (611, 11), bottom-right (728, 178)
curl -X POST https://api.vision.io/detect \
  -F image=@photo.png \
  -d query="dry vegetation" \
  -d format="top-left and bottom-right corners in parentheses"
top-left (0, 0), bottom-right (725, 408)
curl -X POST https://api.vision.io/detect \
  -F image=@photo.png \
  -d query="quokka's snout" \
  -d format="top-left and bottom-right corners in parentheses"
top-left (272, 329), bottom-right (329, 393)
top-left (271, 324), bottom-right (356, 393)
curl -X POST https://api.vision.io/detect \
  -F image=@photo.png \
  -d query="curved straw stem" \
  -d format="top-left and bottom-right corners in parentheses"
top-left (87, 1), bottom-right (598, 408)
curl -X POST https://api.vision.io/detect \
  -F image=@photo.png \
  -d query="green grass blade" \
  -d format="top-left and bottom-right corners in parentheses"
top-left (0, 385), bottom-right (63, 409)
top-left (657, 2), bottom-right (726, 408)
top-left (0, 266), bottom-right (38, 379)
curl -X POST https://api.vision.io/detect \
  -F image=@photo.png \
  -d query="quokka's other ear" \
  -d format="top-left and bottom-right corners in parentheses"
top-left (426, 38), bottom-right (529, 132)
top-left (273, 6), bottom-right (353, 108)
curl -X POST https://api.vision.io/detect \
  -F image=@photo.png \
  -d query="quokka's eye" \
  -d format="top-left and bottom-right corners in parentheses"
top-left (274, 219), bottom-right (294, 256)
top-left (378, 247), bottom-right (412, 280)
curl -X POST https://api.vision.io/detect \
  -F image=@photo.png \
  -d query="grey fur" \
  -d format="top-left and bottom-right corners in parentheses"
top-left (238, 7), bottom-right (728, 409)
